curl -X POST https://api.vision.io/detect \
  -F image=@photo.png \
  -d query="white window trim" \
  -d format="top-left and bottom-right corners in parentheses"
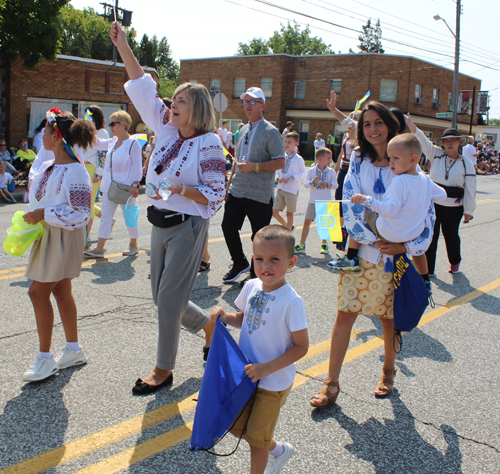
top-left (299, 120), bottom-right (309, 143)
top-left (330, 79), bottom-right (342, 94)
top-left (379, 79), bottom-right (397, 103)
top-left (295, 80), bottom-right (306, 100)
top-left (260, 78), bottom-right (273, 98)
top-left (234, 78), bottom-right (246, 98)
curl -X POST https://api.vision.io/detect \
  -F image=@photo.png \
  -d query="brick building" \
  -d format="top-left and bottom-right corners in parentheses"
top-left (0, 54), bottom-right (158, 148)
top-left (179, 53), bottom-right (482, 158)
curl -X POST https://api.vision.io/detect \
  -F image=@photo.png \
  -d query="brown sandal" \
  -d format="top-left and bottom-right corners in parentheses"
top-left (310, 381), bottom-right (340, 408)
top-left (374, 368), bottom-right (397, 398)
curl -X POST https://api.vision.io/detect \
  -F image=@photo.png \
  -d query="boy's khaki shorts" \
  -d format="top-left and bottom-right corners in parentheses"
top-left (230, 385), bottom-right (292, 448)
top-left (273, 189), bottom-right (298, 213)
top-left (305, 202), bottom-right (316, 221)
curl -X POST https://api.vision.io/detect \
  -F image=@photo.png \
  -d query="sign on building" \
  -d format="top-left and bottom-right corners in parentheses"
top-left (476, 91), bottom-right (489, 115)
top-left (458, 91), bottom-right (471, 115)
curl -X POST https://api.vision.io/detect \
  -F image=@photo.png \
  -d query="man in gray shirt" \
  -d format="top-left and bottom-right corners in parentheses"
top-left (221, 87), bottom-right (285, 282)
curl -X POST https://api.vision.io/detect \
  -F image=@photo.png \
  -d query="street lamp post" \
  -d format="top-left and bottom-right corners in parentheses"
top-left (434, 0), bottom-right (461, 129)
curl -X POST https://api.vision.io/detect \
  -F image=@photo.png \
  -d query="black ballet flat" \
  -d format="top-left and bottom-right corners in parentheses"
top-left (203, 346), bottom-right (210, 362)
top-left (132, 373), bottom-right (173, 395)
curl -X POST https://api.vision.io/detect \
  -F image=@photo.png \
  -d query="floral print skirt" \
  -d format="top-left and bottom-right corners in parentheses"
top-left (337, 257), bottom-right (394, 319)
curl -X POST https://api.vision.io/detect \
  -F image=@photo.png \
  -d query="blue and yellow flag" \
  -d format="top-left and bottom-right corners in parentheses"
top-left (354, 91), bottom-right (371, 112)
top-left (315, 201), bottom-right (343, 242)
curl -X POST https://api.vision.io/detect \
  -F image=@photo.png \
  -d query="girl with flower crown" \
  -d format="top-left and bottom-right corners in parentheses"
top-left (22, 108), bottom-right (96, 382)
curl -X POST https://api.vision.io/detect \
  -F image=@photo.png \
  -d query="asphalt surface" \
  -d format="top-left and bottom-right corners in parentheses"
top-left (0, 175), bottom-right (499, 474)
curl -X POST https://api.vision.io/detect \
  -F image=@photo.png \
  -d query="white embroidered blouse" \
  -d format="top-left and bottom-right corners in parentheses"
top-left (26, 160), bottom-right (92, 230)
top-left (124, 74), bottom-right (226, 219)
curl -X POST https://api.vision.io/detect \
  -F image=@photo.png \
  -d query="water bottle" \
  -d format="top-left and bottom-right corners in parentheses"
top-left (145, 183), bottom-right (157, 198)
top-left (158, 178), bottom-right (171, 200)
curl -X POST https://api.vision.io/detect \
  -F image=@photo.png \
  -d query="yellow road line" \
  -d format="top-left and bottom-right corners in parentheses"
top-left (73, 422), bottom-right (194, 474)
top-left (0, 272), bottom-right (24, 281)
top-left (6, 276), bottom-right (500, 474)
top-left (0, 267), bottom-right (25, 275)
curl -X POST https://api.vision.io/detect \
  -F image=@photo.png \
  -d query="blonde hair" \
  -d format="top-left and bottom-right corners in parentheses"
top-left (173, 82), bottom-right (216, 133)
top-left (315, 147), bottom-right (332, 160)
top-left (388, 133), bottom-right (422, 157)
top-left (255, 225), bottom-right (295, 258)
top-left (110, 110), bottom-right (132, 130)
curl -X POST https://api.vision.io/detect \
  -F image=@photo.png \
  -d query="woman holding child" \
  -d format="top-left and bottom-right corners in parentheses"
top-left (310, 94), bottom-right (434, 406)
top-left (110, 22), bottom-right (226, 394)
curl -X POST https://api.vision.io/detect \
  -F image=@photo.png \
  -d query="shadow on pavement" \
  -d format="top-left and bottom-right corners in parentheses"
top-left (81, 256), bottom-right (137, 284)
top-left (0, 365), bottom-right (84, 469)
top-left (311, 392), bottom-right (463, 474)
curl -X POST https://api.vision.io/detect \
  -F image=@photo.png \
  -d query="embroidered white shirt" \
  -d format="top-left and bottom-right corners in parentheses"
top-left (303, 165), bottom-right (338, 203)
top-left (235, 279), bottom-right (307, 391)
top-left (27, 160), bottom-right (91, 229)
top-left (276, 151), bottom-right (307, 195)
top-left (124, 74), bottom-right (226, 219)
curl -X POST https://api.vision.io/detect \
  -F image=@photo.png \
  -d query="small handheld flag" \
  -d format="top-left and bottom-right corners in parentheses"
top-left (354, 91), bottom-right (371, 112)
top-left (315, 201), bottom-right (343, 242)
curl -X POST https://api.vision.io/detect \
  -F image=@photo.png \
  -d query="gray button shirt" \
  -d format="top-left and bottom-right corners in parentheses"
top-left (230, 118), bottom-right (285, 204)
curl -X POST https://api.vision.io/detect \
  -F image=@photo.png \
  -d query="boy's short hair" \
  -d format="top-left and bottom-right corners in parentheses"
top-left (254, 225), bottom-right (295, 258)
top-left (315, 147), bottom-right (332, 160)
top-left (222, 120), bottom-right (228, 125)
top-left (285, 131), bottom-right (299, 142)
top-left (388, 133), bottom-right (422, 157)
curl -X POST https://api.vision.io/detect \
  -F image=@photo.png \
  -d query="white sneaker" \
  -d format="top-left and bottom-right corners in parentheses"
top-left (264, 442), bottom-right (295, 474)
top-left (55, 346), bottom-right (88, 369)
top-left (23, 355), bottom-right (59, 382)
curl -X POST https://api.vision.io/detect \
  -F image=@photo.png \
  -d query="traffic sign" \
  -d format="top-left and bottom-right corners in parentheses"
top-left (436, 113), bottom-right (452, 118)
top-left (213, 93), bottom-right (228, 113)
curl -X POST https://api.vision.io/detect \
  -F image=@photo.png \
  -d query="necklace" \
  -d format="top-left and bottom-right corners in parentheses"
top-left (444, 156), bottom-right (457, 180)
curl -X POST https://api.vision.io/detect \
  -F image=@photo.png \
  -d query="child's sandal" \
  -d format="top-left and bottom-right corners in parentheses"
top-left (310, 381), bottom-right (340, 408)
top-left (374, 368), bottom-right (397, 398)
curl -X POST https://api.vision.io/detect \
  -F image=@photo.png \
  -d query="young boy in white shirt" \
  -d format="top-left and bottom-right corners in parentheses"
top-left (331, 134), bottom-right (446, 290)
top-left (273, 132), bottom-right (307, 231)
top-left (0, 161), bottom-right (16, 203)
top-left (294, 147), bottom-right (338, 255)
top-left (210, 225), bottom-right (308, 474)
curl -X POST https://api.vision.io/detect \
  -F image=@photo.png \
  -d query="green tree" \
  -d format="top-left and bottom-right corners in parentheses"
top-left (237, 22), bottom-right (334, 56)
top-left (488, 118), bottom-right (500, 126)
top-left (357, 18), bottom-right (384, 54)
top-left (0, 0), bottom-right (69, 68)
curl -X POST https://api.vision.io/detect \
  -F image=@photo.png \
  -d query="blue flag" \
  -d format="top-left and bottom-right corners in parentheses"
top-left (393, 254), bottom-right (430, 333)
top-left (190, 319), bottom-right (258, 453)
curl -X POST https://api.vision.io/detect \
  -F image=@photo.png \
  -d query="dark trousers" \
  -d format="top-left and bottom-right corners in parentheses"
top-left (222, 194), bottom-right (273, 276)
top-left (426, 203), bottom-right (464, 274)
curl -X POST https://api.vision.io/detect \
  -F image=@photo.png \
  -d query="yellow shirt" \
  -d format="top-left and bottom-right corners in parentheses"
top-left (16, 149), bottom-right (36, 161)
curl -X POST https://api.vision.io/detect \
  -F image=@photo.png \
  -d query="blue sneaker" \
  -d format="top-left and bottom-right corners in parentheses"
top-left (294, 243), bottom-right (306, 254)
top-left (328, 255), bottom-right (360, 271)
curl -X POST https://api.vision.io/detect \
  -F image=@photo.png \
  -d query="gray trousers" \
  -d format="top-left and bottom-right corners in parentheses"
top-left (150, 215), bottom-right (210, 371)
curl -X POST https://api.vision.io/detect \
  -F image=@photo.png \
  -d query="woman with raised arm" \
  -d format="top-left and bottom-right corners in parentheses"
top-left (406, 115), bottom-right (476, 275)
top-left (310, 94), bottom-right (435, 406)
top-left (110, 22), bottom-right (225, 394)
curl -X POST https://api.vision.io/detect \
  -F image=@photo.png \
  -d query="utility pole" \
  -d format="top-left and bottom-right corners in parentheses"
top-left (452, 0), bottom-right (461, 130)
top-left (99, 1), bottom-right (133, 63)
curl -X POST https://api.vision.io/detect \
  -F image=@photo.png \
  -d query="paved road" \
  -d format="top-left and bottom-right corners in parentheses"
top-left (1, 175), bottom-right (499, 474)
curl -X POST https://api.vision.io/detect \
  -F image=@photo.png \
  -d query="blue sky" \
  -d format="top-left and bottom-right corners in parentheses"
top-left (70, 0), bottom-right (500, 118)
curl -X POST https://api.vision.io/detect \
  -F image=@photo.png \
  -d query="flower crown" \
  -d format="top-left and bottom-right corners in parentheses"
top-left (46, 107), bottom-right (63, 138)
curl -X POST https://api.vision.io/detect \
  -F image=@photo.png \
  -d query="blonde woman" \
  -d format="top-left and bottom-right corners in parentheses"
top-left (84, 110), bottom-right (142, 257)
top-left (111, 21), bottom-right (226, 394)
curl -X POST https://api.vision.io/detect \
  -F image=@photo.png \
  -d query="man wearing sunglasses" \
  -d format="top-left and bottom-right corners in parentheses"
top-left (221, 87), bottom-right (285, 283)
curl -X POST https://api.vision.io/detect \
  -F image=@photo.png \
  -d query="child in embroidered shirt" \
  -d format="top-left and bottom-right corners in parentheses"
top-left (210, 225), bottom-right (308, 474)
top-left (294, 147), bottom-right (338, 255)
top-left (332, 133), bottom-right (446, 288)
top-left (272, 131), bottom-right (307, 230)
top-left (0, 160), bottom-right (16, 203)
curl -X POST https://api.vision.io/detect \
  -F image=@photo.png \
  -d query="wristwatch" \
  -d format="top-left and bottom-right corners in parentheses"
top-left (255, 163), bottom-right (260, 173)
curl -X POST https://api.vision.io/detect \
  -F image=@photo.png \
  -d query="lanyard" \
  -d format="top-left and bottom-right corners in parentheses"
top-left (444, 156), bottom-right (458, 180)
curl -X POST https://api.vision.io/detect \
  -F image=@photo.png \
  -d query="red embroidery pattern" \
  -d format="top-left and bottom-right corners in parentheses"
top-left (155, 139), bottom-right (183, 175)
top-left (69, 186), bottom-right (91, 210)
top-left (55, 168), bottom-right (68, 195)
top-left (200, 158), bottom-right (227, 175)
top-left (35, 165), bottom-right (55, 201)
top-left (160, 103), bottom-right (171, 125)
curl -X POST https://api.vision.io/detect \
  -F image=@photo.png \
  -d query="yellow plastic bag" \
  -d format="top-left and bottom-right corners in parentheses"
top-left (3, 211), bottom-right (44, 257)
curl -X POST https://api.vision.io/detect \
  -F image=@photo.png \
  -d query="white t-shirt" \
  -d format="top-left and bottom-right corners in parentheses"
top-left (314, 139), bottom-right (325, 150)
top-left (0, 172), bottom-right (13, 189)
top-left (235, 279), bottom-right (307, 392)
top-left (462, 144), bottom-right (477, 166)
top-left (365, 173), bottom-right (447, 242)
top-left (303, 165), bottom-right (338, 203)
top-left (218, 128), bottom-right (229, 147)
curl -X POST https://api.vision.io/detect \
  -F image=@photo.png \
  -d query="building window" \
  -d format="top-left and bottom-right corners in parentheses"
top-left (330, 79), bottom-right (342, 93)
top-left (379, 80), bottom-right (397, 103)
top-left (414, 84), bottom-right (424, 105)
top-left (424, 131), bottom-right (433, 140)
top-left (260, 78), bottom-right (273, 98)
top-left (188, 79), bottom-right (197, 84)
top-left (210, 79), bottom-right (220, 97)
top-left (432, 89), bottom-right (439, 103)
top-left (299, 120), bottom-right (309, 143)
top-left (295, 80), bottom-right (306, 100)
top-left (448, 92), bottom-right (454, 111)
top-left (234, 78), bottom-right (246, 98)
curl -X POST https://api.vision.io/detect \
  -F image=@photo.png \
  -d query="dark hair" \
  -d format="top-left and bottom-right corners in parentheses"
top-left (286, 131), bottom-right (299, 141)
top-left (34, 119), bottom-right (47, 134)
top-left (54, 111), bottom-right (96, 151)
top-left (254, 225), bottom-right (295, 258)
top-left (357, 102), bottom-right (400, 163)
top-left (389, 108), bottom-right (408, 134)
top-left (162, 97), bottom-right (172, 108)
top-left (85, 105), bottom-right (105, 130)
